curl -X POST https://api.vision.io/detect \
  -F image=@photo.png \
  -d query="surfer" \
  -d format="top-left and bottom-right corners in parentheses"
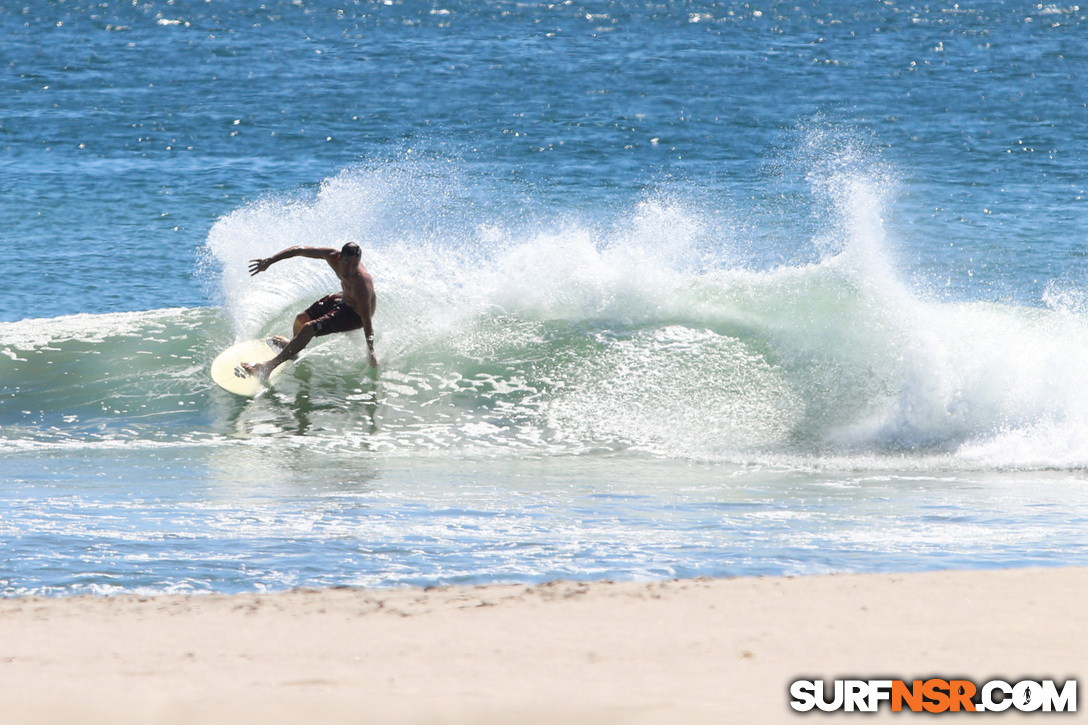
top-left (241, 241), bottom-right (378, 377)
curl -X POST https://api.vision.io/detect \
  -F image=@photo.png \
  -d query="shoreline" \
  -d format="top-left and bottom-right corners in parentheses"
top-left (2, 567), bottom-right (1084, 723)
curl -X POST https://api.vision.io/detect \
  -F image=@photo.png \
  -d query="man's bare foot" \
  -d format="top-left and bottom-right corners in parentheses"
top-left (240, 361), bottom-right (271, 379)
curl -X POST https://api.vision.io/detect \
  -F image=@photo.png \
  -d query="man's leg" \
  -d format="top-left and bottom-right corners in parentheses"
top-left (270, 313), bottom-right (311, 348)
top-left (269, 313), bottom-right (313, 349)
top-left (243, 321), bottom-right (317, 378)
top-left (293, 313), bottom-right (310, 336)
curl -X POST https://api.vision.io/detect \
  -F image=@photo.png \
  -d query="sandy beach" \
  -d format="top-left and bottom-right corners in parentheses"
top-left (1, 567), bottom-right (1083, 724)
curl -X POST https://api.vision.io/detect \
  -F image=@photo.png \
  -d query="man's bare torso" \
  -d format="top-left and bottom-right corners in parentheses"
top-left (328, 256), bottom-right (377, 318)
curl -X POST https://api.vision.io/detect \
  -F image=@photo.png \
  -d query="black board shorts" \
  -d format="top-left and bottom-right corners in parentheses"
top-left (303, 293), bottom-right (364, 336)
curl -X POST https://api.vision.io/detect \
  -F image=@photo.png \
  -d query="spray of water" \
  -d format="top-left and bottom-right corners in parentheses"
top-left (195, 154), bottom-right (1088, 466)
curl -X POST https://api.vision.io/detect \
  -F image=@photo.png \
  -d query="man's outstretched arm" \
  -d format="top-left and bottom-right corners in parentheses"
top-left (249, 246), bottom-right (337, 276)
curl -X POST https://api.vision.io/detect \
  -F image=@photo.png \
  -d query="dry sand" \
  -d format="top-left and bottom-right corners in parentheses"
top-left (1, 568), bottom-right (1084, 724)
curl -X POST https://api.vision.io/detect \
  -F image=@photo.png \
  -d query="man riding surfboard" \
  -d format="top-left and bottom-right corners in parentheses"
top-left (242, 241), bottom-right (377, 377)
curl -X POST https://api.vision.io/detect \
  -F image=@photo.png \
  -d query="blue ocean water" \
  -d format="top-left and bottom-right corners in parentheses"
top-left (2, 0), bottom-right (1088, 595)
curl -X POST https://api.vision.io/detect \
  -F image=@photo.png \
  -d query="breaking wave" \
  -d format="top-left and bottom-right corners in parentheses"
top-left (6, 162), bottom-right (1088, 469)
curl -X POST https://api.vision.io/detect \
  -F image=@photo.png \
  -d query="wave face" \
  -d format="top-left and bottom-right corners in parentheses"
top-left (6, 165), bottom-right (1088, 469)
top-left (0, 307), bottom-right (227, 449)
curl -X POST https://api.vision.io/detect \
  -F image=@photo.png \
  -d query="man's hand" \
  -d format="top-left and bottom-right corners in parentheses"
top-left (248, 258), bottom-right (272, 276)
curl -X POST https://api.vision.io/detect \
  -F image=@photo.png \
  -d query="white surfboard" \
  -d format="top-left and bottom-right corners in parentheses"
top-left (210, 337), bottom-right (289, 397)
